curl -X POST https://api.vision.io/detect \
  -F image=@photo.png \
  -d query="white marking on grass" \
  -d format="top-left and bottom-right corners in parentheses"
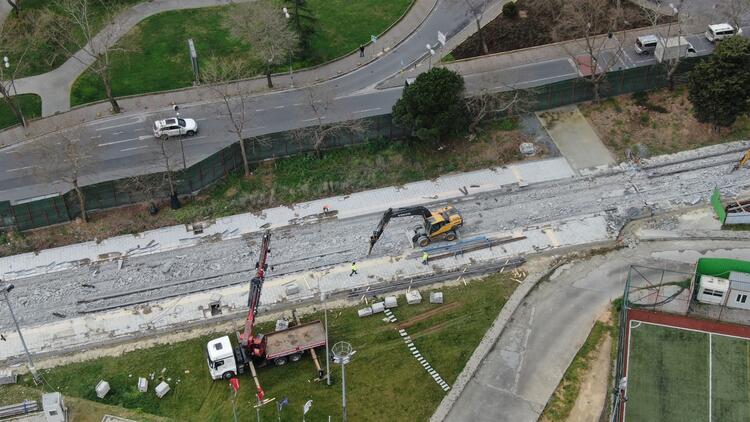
top-left (634, 320), bottom-right (750, 341)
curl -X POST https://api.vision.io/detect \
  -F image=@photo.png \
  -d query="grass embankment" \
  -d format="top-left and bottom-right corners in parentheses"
top-left (1, 273), bottom-right (519, 421)
top-left (0, 118), bottom-right (533, 256)
top-left (582, 88), bottom-right (750, 161)
top-left (70, 0), bottom-right (412, 105)
top-left (0, 94), bottom-right (41, 130)
top-left (541, 305), bottom-right (618, 422)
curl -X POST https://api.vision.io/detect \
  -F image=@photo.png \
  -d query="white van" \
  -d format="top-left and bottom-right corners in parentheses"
top-left (705, 23), bottom-right (742, 42)
top-left (634, 35), bottom-right (659, 55)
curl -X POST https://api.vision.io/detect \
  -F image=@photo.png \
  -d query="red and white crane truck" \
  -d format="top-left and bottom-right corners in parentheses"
top-left (206, 232), bottom-right (327, 391)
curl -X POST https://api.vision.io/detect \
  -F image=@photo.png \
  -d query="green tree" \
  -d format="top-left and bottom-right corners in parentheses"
top-left (285, 0), bottom-right (316, 54)
top-left (392, 68), bottom-right (467, 142)
top-left (688, 36), bottom-right (750, 128)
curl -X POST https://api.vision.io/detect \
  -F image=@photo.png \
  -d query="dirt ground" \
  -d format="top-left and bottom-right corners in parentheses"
top-left (581, 88), bottom-right (750, 161)
top-left (565, 312), bottom-right (613, 422)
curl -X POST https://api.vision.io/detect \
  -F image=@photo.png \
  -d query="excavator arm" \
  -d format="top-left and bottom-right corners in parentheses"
top-left (368, 206), bottom-right (432, 254)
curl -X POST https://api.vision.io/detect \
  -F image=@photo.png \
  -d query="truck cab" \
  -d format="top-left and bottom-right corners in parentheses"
top-left (207, 336), bottom-right (239, 380)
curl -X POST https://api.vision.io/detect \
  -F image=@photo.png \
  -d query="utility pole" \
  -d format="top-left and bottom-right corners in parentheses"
top-left (319, 277), bottom-right (332, 386)
top-left (1, 283), bottom-right (39, 383)
top-left (332, 342), bottom-right (355, 422)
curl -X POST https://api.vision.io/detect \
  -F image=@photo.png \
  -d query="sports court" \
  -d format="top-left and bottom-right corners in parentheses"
top-left (623, 310), bottom-right (750, 422)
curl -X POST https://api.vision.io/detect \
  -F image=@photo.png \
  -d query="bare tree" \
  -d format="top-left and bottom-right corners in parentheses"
top-left (292, 87), bottom-right (369, 156)
top-left (724, 0), bottom-right (750, 31)
top-left (464, 0), bottom-right (489, 55)
top-left (466, 88), bottom-right (530, 134)
top-left (202, 58), bottom-right (256, 177)
top-left (49, 0), bottom-right (124, 113)
top-left (642, 1), bottom-right (686, 90)
top-left (156, 135), bottom-right (181, 209)
top-left (553, 0), bottom-right (628, 102)
top-left (227, 0), bottom-right (299, 88)
top-left (33, 131), bottom-right (97, 222)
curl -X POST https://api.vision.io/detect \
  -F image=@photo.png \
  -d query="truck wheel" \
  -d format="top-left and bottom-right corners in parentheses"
top-left (222, 371), bottom-right (235, 380)
top-left (417, 236), bottom-right (430, 247)
top-left (274, 357), bottom-right (288, 366)
top-left (289, 353), bottom-right (302, 362)
top-left (445, 231), bottom-right (457, 241)
top-left (187, 130), bottom-right (195, 136)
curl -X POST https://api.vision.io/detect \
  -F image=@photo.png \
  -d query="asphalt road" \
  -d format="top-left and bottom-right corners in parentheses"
top-left (0, 1), bottom-right (747, 203)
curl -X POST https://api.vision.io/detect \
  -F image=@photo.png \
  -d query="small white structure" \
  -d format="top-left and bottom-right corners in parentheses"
top-left (275, 319), bottom-right (289, 331)
top-left (727, 271), bottom-right (750, 310)
top-left (406, 290), bottom-right (423, 305)
top-left (371, 301), bottom-right (385, 313)
top-left (95, 380), bottom-right (110, 399)
top-left (155, 381), bottom-right (171, 398)
top-left (42, 392), bottom-right (67, 422)
top-left (357, 307), bottom-right (373, 318)
top-left (384, 296), bottom-right (398, 308)
top-left (697, 275), bottom-right (729, 305)
top-left (430, 292), bottom-right (444, 304)
top-left (137, 377), bottom-right (148, 393)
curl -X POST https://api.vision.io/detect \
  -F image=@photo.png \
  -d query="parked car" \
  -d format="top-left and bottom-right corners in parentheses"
top-left (153, 117), bottom-right (198, 139)
top-left (634, 34), bottom-right (659, 55)
top-left (705, 23), bottom-right (742, 42)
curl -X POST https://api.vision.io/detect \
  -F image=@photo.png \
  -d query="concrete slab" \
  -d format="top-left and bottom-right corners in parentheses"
top-left (536, 105), bottom-right (615, 173)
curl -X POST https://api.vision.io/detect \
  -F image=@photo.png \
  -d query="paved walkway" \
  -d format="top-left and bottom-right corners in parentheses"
top-left (3, 0), bottom-right (435, 118)
top-left (536, 105), bottom-right (615, 175)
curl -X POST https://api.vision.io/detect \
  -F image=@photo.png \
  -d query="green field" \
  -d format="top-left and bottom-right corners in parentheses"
top-left (0, 94), bottom-right (42, 130)
top-left (2, 273), bottom-right (516, 421)
top-left (70, 0), bottom-right (412, 106)
top-left (626, 322), bottom-right (750, 422)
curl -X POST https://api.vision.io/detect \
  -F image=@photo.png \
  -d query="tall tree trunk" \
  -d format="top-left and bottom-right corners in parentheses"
top-left (238, 136), bottom-right (251, 177)
top-left (266, 65), bottom-right (273, 88)
top-left (476, 19), bottom-right (489, 55)
top-left (73, 181), bottom-right (88, 222)
top-left (100, 71), bottom-right (121, 113)
top-left (0, 86), bottom-right (27, 127)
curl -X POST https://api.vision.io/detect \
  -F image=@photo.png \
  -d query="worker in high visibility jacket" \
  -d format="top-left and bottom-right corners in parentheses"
top-left (421, 251), bottom-right (429, 265)
top-left (350, 262), bottom-right (358, 276)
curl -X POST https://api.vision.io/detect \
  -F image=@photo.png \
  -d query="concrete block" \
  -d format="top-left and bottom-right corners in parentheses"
top-left (0, 369), bottom-right (16, 385)
top-left (138, 377), bottom-right (148, 393)
top-left (406, 290), bottom-right (422, 305)
top-left (285, 283), bottom-right (300, 296)
top-left (95, 380), bottom-right (110, 399)
top-left (430, 292), bottom-right (444, 304)
top-left (371, 301), bottom-right (385, 313)
top-left (357, 307), bottom-right (373, 318)
top-left (155, 381), bottom-right (171, 398)
top-left (384, 296), bottom-right (398, 308)
top-left (275, 319), bottom-right (289, 331)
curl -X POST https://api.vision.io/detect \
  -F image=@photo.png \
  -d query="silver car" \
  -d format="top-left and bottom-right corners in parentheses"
top-left (153, 117), bottom-right (198, 139)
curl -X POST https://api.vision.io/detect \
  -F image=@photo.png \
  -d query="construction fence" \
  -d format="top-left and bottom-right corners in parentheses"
top-left (0, 59), bottom-right (701, 232)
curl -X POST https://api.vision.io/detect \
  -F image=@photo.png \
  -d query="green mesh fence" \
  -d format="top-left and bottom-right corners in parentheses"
top-left (0, 63), bottom-right (696, 232)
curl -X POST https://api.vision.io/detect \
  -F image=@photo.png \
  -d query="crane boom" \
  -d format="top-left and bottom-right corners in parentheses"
top-left (368, 206), bottom-right (432, 254)
top-left (240, 231), bottom-right (271, 347)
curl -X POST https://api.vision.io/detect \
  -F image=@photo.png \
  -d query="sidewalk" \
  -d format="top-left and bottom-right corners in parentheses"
top-left (0, 0), bottom-right (437, 145)
top-left (0, 157), bottom-right (575, 280)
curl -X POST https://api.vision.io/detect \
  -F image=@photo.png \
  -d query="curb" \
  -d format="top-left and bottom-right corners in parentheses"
top-left (429, 265), bottom-right (555, 422)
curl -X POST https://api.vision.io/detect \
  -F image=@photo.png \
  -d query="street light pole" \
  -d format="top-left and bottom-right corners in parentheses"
top-left (332, 342), bottom-right (355, 422)
top-left (283, 8), bottom-right (294, 88)
top-left (1, 283), bottom-right (39, 383)
top-left (426, 44), bottom-right (436, 70)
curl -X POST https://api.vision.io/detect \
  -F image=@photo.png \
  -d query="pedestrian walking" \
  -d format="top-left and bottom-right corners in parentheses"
top-left (359, 44), bottom-right (365, 57)
top-left (421, 251), bottom-right (429, 265)
top-left (349, 262), bottom-right (358, 276)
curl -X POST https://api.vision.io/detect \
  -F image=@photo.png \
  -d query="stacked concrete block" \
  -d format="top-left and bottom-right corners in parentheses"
top-left (95, 380), bottom-right (110, 399)
top-left (371, 301), bottom-right (385, 313)
top-left (406, 290), bottom-right (422, 305)
top-left (430, 292), bottom-right (444, 304)
top-left (384, 296), bottom-right (398, 308)
top-left (138, 377), bottom-right (148, 393)
top-left (155, 381), bottom-right (170, 398)
top-left (357, 307), bottom-right (373, 318)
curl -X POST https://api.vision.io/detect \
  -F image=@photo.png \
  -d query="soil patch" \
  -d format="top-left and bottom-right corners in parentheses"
top-left (581, 88), bottom-right (750, 161)
top-left (396, 301), bottom-right (461, 330)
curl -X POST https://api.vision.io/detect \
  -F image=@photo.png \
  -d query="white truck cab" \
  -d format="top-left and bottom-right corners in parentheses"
top-left (207, 336), bottom-right (238, 380)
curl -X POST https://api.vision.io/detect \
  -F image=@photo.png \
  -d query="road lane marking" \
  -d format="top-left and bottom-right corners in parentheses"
top-left (274, 105), bottom-right (285, 109)
top-left (112, 131), bottom-right (125, 135)
top-left (293, 103), bottom-right (303, 106)
top-left (6, 165), bottom-right (36, 173)
top-left (301, 116), bottom-right (326, 122)
top-left (94, 119), bottom-right (143, 131)
top-left (97, 135), bottom-right (151, 147)
top-left (90, 135), bottom-right (102, 139)
top-left (255, 108), bottom-right (265, 112)
top-left (121, 145), bottom-right (150, 152)
top-left (353, 107), bottom-right (382, 114)
top-left (195, 118), bottom-right (210, 121)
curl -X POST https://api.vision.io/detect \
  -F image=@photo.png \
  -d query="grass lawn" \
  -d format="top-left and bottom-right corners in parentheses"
top-left (581, 88), bottom-right (750, 160)
top-left (625, 322), bottom-right (750, 422)
top-left (0, 94), bottom-right (41, 130)
top-left (70, 0), bottom-right (412, 106)
top-left (0, 117), bottom-right (535, 256)
top-left (3, 272), bottom-right (518, 421)
top-left (0, 0), bottom-right (143, 78)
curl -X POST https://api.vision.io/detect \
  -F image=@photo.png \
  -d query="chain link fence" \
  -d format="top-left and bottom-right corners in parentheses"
top-left (0, 60), bottom-right (699, 232)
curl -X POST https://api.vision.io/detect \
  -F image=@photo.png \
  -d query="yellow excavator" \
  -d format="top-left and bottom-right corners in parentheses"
top-left (731, 149), bottom-right (750, 172)
top-left (368, 205), bottom-right (463, 254)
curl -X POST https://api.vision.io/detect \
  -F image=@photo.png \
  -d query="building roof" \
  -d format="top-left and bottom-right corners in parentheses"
top-left (729, 271), bottom-right (750, 292)
top-left (708, 23), bottom-right (735, 32)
